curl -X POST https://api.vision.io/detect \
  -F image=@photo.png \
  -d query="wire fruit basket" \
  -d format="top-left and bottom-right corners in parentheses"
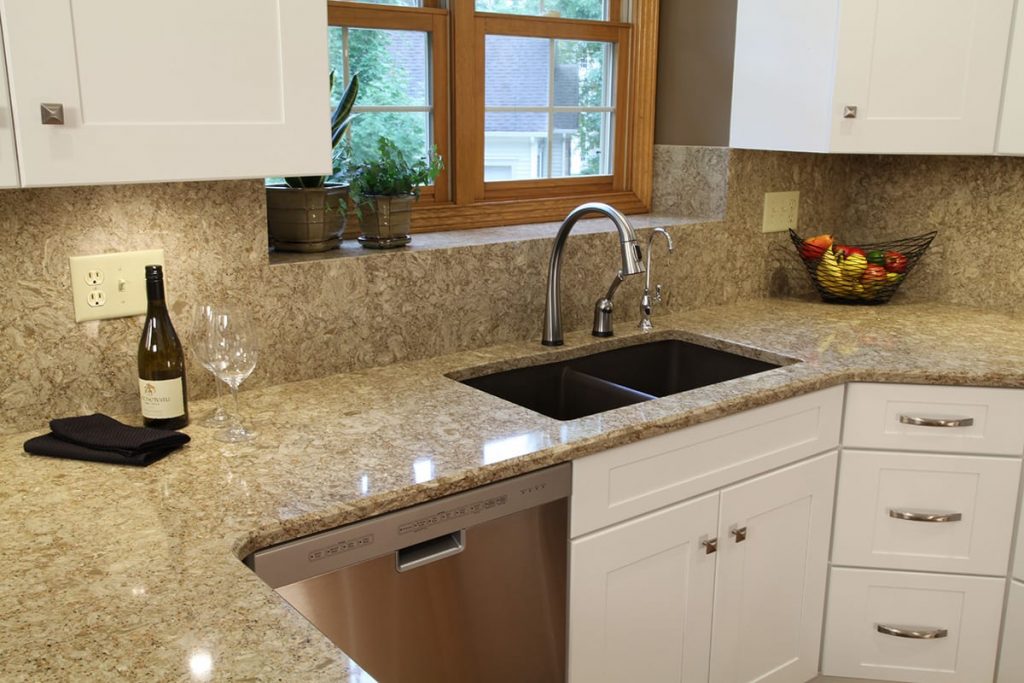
top-left (789, 229), bottom-right (937, 305)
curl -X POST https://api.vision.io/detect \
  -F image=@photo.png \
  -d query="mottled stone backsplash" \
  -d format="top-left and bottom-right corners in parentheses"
top-left (2, 146), bottom-right (1018, 434)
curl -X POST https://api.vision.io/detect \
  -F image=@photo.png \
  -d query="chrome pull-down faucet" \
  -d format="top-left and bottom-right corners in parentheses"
top-left (541, 202), bottom-right (645, 346)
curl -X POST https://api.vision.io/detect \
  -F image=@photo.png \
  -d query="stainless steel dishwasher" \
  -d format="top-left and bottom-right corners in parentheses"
top-left (248, 463), bottom-right (570, 683)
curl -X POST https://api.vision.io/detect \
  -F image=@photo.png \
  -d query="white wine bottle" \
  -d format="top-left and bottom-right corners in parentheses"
top-left (138, 265), bottom-right (189, 429)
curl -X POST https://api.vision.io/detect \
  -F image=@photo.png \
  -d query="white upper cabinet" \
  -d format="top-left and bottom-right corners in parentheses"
top-left (998, 0), bottom-right (1024, 154)
top-left (0, 26), bottom-right (18, 188)
top-left (0, 0), bottom-right (330, 187)
top-left (731, 0), bottom-right (1016, 154)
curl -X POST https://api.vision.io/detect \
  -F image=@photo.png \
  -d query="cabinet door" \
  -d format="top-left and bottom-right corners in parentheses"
top-left (0, 0), bottom-right (329, 186)
top-left (998, 581), bottom-right (1024, 682)
top-left (568, 493), bottom-right (718, 683)
top-left (0, 26), bottom-right (18, 187)
top-left (831, 0), bottom-right (1015, 154)
top-left (998, 0), bottom-right (1024, 154)
top-left (710, 452), bottom-right (837, 683)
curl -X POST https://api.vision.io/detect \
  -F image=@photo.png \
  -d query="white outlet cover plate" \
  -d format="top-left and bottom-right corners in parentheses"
top-left (762, 190), bottom-right (800, 233)
top-left (69, 249), bottom-right (165, 322)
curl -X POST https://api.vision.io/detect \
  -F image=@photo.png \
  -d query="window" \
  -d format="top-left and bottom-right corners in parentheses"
top-left (327, 0), bottom-right (657, 233)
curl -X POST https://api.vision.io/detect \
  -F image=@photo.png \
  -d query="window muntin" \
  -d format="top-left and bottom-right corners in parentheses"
top-left (475, 0), bottom-right (609, 21)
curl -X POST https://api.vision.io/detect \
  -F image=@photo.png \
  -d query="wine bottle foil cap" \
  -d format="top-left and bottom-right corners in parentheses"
top-left (145, 264), bottom-right (163, 280)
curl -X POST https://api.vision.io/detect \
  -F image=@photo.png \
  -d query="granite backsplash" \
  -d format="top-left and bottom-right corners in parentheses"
top-left (1, 147), bottom-right (1018, 435)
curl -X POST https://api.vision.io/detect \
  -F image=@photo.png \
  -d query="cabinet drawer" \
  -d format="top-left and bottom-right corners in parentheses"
top-left (844, 383), bottom-right (1024, 456)
top-left (823, 568), bottom-right (1005, 683)
top-left (571, 387), bottom-right (842, 538)
top-left (833, 450), bottom-right (1020, 575)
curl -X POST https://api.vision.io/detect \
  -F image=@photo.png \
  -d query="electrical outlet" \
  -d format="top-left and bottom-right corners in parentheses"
top-left (69, 249), bottom-right (165, 323)
top-left (762, 191), bottom-right (800, 233)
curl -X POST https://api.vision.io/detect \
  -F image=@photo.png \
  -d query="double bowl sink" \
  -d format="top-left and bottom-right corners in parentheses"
top-left (458, 339), bottom-right (787, 421)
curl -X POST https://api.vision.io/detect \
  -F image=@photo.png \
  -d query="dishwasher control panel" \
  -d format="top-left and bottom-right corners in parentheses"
top-left (308, 533), bottom-right (374, 563)
top-left (398, 494), bottom-right (508, 535)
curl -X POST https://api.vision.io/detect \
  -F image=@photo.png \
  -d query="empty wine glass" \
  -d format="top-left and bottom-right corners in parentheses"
top-left (208, 309), bottom-right (259, 443)
top-left (192, 304), bottom-right (231, 428)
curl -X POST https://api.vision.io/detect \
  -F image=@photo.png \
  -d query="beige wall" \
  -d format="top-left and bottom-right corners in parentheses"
top-left (654, 0), bottom-right (737, 146)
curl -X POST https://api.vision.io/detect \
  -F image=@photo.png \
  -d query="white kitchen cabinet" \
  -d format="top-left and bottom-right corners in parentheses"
top-left (832, 450), bottom-right (1021, 576)
top-left (568, 493), bottom-right (719, 683)
top-left (0, 0), bottom-right (330, 187)
top-left (709, 453), bottom-right (836, 683)
top-left (731, 0), bottom-right (1016, 154)
top-left (569, 450), bottom-right (837, 683)
top-left (998, 0), bottom-right (1024, 153)
top-left (997, 581), bottom-right (1024, 682)
top-left (823, 568), bottom-right (1006, 683)
top-left (0, 25), bottom-right (17, 188)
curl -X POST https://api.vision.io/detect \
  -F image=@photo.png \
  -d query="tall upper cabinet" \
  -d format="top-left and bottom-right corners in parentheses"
top-left (731, 0), bottom-right (1017, 154)
top-left (0, 0), bottom-right (330, 187)
top-left (998, 0), bottom-right (1024, 153)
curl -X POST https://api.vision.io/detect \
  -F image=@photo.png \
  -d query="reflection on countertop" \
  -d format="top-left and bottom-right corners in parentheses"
top-left (3, 299), bottom-right (1024, 680)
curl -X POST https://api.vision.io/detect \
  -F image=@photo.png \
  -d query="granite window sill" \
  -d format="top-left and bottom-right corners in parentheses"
top-left (268, 213), bottom-right (708, 267)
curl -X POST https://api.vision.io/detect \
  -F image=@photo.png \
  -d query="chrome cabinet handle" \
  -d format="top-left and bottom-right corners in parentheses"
top-left (899, 414), bottom-right (974, 428)
top-left (702, 537), bottom-right (718, 555)
top-left (40, 103), bottom-right (65, 125)
top-left (889, 509), bottom-right (963, 523)
top-left (730, 527), bottom-right (747, 543)
top-left (843, 105), bottom-right (858, 119)
top-left (876, 624), bottom-right (948, 640)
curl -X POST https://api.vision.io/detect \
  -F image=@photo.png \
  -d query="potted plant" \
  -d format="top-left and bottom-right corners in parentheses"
top-left (348, 137), bottom-right (444, 249)
top-left (265, 73), bottom-right (359, 252)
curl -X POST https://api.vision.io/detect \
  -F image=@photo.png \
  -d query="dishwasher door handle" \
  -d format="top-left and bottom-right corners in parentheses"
top-left (396, 530), bottom-right (466, 572)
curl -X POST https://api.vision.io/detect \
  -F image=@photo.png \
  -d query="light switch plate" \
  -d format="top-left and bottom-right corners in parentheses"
top-left (762, 191), bottom-right (800, 233)
top-left (69, 249), bottom-right (165, 322)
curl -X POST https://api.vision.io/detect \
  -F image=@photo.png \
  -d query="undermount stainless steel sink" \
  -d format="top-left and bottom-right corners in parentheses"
top-left (459, 339), bottom-right (786, 421)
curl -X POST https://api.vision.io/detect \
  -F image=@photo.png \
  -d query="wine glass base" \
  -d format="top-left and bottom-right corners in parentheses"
top-left (198, 408), bottom-right (232, 428)
top-left (215, 427), bottom-right (257, 443)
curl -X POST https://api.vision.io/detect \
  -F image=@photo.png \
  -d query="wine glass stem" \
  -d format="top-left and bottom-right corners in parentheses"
top-left (213, 373), bottom-right (227, 417)
top-left (228, 382), bottom-right (243, 433)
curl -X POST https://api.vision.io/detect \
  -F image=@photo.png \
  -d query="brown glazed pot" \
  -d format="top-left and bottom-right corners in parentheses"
top-left (356, 194), bottom-right (415, 249)
top-left (265, 184), bottom-right (347, 253)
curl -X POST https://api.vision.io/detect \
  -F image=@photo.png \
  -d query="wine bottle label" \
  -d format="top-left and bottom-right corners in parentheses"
top-left (138, 378), bottom-right (185, 419)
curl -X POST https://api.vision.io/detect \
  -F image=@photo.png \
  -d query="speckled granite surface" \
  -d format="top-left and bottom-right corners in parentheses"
top-left (2, 299), bottom-right (1024, 681)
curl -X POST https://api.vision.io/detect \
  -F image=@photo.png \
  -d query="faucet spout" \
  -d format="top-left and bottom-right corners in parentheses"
top-left (542, 202), bottom-right (644, 346)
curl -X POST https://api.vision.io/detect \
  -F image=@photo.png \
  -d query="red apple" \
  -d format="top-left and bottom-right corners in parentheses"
top-left (884, 250), bottom-right (908, 273)
top-left (799, 233), bottom-right (833, 260)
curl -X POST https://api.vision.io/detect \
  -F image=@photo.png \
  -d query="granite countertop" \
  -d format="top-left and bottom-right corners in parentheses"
top-left (4, 299), bottom-right (1024, 681)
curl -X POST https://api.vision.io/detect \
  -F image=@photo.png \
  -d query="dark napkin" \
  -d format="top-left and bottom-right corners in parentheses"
top-left (49, 413), bottom-right (189, 456)
top-left (23, 413), bottom-right (189, 467)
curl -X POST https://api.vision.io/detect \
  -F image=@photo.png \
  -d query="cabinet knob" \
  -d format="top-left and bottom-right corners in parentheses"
top-left (730, 526), bottom-right (747, 543)
top-left (702, 537), bottom-right (718, 555)
top-left (842, 105), bottom-right (858, 119)
top-left (40, 103), bottom-right (65, 125)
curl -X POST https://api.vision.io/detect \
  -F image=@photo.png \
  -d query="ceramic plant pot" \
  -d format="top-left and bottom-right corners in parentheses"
top-left (265, 185), bottom-right (348, 253)
top-left (356, 194), bottom-right (415, 249)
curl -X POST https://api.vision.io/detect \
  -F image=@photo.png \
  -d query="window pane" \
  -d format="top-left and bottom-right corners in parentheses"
top-left (554, 40), bottom-right (611, 108)
top-left (485, 112), bottom-right (547, 180)
top-left (553, 111), bottom-right (611, 177)
top-left (329, 28), bottom-right (428, 107)
top-left (485, 35), bottom-right (549, 107)
top-left (349, 111), bottom-right (430, 168)
top-left (475, 0), bottom-right (607, 20)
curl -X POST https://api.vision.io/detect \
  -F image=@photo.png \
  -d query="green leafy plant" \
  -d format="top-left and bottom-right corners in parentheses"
top-left (348, 137), bottom-right (444, 213)
top-left (283, 71), bottom-right (360, 189)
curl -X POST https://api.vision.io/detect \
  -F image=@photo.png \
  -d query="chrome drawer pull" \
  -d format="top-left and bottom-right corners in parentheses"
top-left (876, 623), bottom-right (948, 640)
top-left (889, 509), bottom-right (963, 523)
top-left (899, 414), bottom-right (974, 428)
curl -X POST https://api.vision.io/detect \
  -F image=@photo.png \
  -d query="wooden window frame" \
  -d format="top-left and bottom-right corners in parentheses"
top-left (327, 0), bottom-right (659, 234)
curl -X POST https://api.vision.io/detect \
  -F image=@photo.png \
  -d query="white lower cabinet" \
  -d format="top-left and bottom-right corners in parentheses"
top-left (568, 452), bottom-right (837, 683)
top-left (997, 581), bottom-right (1024, 682)
top-left (822, 568), bottom-right (1005, 683)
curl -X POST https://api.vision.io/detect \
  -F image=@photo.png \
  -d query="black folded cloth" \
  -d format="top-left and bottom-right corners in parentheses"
top-left (24, 413), bottom-right (189, 466)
